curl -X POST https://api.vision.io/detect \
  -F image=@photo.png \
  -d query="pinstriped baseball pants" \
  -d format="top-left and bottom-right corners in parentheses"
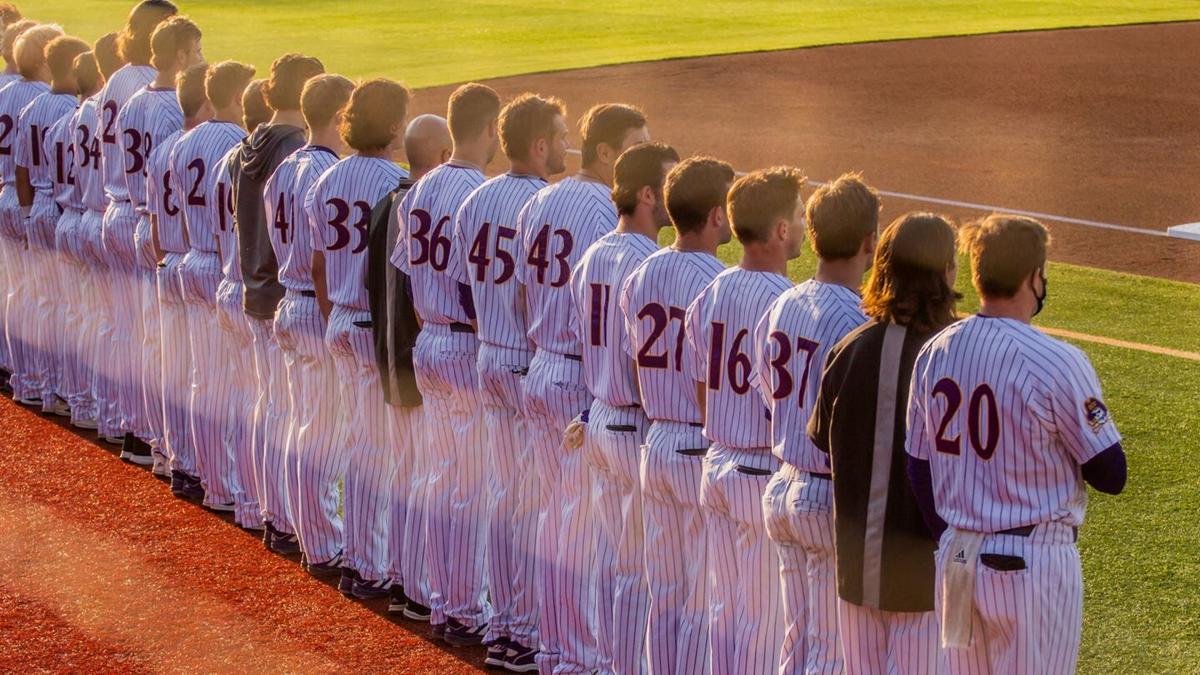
top-left (838, 601), bottom-right (937, 675)
top-left (276, 291), bottom-right (348, 562)
top-left (414, 324), bottom-right (490, 627)
top-left (25, 193), bottom-right (60, 404)
top-left (157, 252), bottom-right (195, 477)
top-left (590, 401), bottom-right (649, 675)
top-left (763, 464), bottom-right (842, 674)
top-left (0, 184), bottom-right (27, 392)
top-left (476, 344), bottom-right (537, 645)
top-left (81, 208), bottom-right (121, 438)
top-left (101, 202), bottom-right (145, 439)
top-left (217, 279), bottom-right (262, 527)
top-left (179, 250), bottom-right (238, 506)
top-left (54, 208), bottom-right (96, 423)
top-left (327, 305), bottom-right (396, 581)
top-left (523, 350), bottom-right (595, 674)
top-left (133, 213), bottom-right (164, 455)
top-left (250, 316), bottom-right (294, 533)
top-left (935, 523), bottom-right (1083, 675)
top-left (640, 421), bottom-right (710, 675)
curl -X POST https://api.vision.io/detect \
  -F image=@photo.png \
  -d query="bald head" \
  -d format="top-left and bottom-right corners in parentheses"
top-left (404, 114), bottom-right (451, 181)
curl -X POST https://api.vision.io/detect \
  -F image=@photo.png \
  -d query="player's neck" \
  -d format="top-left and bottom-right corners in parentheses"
top-left (307, 126), bottom-right (340, 153)
top-left (185, 110), bottom-right (213, 130)
top-left (616, 212), bottom-right (660, 240)
top-left (508, 158), bottom-right (547, 181)
top-left (740, 244), bottom-right (788, 276)
top-left (51, 83), bottom-right (73, 95)
top-left (814, 256), bottom-right (866, 292)
top-left (577, 163), bottom-right (610, 187)
top-left (978, 297), bottom-right (1032, 324)
top-left (270, 109), bottom-right (305, 129)
top-left (357, 148), bottom-right (392, 160)
top-left (152, 68), bottom-right (177, 89)
top-left (672, 231), bottom-right (718, 255)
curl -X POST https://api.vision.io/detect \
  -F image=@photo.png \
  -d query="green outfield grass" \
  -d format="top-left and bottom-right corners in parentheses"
top-left (23, 0), bottom-right (1200, 671)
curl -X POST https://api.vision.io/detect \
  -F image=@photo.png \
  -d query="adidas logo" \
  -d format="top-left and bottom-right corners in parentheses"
top-left (953, 548), bottom-right (968, 564)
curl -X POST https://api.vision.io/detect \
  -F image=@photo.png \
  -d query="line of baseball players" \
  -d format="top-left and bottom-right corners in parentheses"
top-left (0, 2), bottom-right (1129, 674)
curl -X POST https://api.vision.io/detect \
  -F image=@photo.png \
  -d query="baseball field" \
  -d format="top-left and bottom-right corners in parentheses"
top-left (4, 1), bottom-right (1199, 672)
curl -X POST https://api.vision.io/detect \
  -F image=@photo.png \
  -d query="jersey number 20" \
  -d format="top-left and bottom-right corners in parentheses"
top-left (932, 378), bottom-right (1000, 460)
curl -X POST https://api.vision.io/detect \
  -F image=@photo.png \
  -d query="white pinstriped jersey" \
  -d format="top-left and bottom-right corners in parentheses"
top-left (755, 280), bottom-right (868, 471)
top-left (118, 86), bottom-right (182, 216)
top-left (394, 161), bottom-right (485, 325)
top-left (684, 267), bottom-right (792, 448)
top-left (0, 73), bottom-right (17, 90)
top-left (97, 64), bottom-right (155, 203)
top-left (75, 95), bottom-right (106, 213)
top-left (906, 315), bottom-right (1122, 531)
top-left (621, 247), bottom-right (726, 424)
top-left (169, 120), bottom-right (245, 253)
top-left (570, 231), bottom-right (659, 406)
top-left (264, 145), bottom-right (338, 291)
top-left (518, 176), bottom-right (617, 355)
top-left (47, 105), bottom-right (81, 210)
top-left (15, 91), bottom-right (75, 196)
top-left (0, 78), bottom-right (49, 186)
top-left (307, 154), bottom-right (406, 310)
top-left (147, 128), bottom-right (186, 254)
top-left (448, 171), bottom-right (547, 351)
top-left (212, 145), bottom-right (240, 280)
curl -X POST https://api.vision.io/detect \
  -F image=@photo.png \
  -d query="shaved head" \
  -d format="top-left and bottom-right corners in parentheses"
top-left (404, 114), bottom-right (451, 181)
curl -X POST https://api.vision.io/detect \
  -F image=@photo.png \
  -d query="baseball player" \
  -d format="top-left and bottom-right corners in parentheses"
top-left (117, 15), bottom-right (199, 470)
top-left (756, 173), bottom-right (879, 674)
top-left (169, 59), bottom-right (254, 510)
top-left (809, 213), bottom-right (960, 674)
top-left (263, 73), bottom-right (353, 569)
top-left (570, 141), bottom-right (679, 675)
top-left (307, 77), bottom-right (409, 599)
top-left (0, 17), bottom-right (34, 391)
top-left (519, 102), bottom-right (648, 674)
top-left (0, 22), bottom-right (54, 406)
top-left (97, 0), bottom-right (177, 460)
top-left (147, 62), bottom-right (208, 491)
top-left (445, 93), bottom-right (566, 670)
top-left (0, 5), bottom-right (21, 88)
top-left (684, 167), bottom-right (807, 675)
top-left (15, 33), bottom-right (82, 417)
top-left (621, 156), bottom-right (735, 675)
top-left (907, 215), bottom-right (1127, 675)
top-left (230, 54), bottom-right (325, 555)
top-left (395, 82), bottom-right (499, 644)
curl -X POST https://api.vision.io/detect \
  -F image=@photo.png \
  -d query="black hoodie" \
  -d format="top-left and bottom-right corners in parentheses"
top-left (231, 123), bottom-right (305, 321)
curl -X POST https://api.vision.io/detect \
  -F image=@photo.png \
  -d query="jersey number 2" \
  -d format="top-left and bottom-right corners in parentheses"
top-left (932, 378), bottom-right (999, 460)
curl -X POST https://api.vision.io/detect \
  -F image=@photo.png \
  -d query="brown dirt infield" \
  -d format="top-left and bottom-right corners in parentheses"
top-left (3, 22), bottom-right (1197, 673)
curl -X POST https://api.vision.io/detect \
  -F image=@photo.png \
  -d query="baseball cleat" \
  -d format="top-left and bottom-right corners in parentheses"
top-left (338, 567), bottom-right (360, 596)
top-left (102, 434), bottom-right (125, 446)
top-left (502, 641), bottom-right (538, 672)
top-left (14, 394), bottom-right (42, 406)
top-left (203, 501), bottom-right (236, 512)
top-left (306, 551), bottom-right (344, 579)
top-left (430, 622), bottom-right (446, 639)
top-left (403, 600), bottom-right (432, 622)
top-left (263, 523), bottom-right (300, 555)
top-left (169, 471), bottom-right (204, 501)
top-left (484, 637), bottom-right (510, 668)
top-left (72, 417), bottom-right (98, 430)
top-left (119, 434), bottom-right (154, 466)
top-left (443, 619), bottom-right (489, 646)
top-left (44, 396), bottom-right (71, 417)
top-left (387, 584), bottom-right (408, 614)
top-left (351, 576), bottom-right (391, 600)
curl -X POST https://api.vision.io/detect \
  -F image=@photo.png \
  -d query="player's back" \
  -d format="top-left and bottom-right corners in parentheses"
top-left (98, 64), bottom-right (156, 203)
top-left (75, 95), bottom-right (106, 214)
top-left (519, 175), bottom-right (617, 355)
top-left (685, 266), bottom-right (792, 448)
top-left (17, 91), bottom-right (76, 194)
top-left (908, 315), bottom-right (1122, 532)
top-left (623, 247), bottom-right (726, 424)
top-left (307, 154), bottom-right (406, 310)
top-left (170, 120), bottom-right (245, 253)
top-left (119, 86), bottom-right (183, 216)
top-left (451, 171), bottom-right (546, 352)
top-left (265, 145), bottom-right (337, 291)
top-left (212, 145), bottom-right (239, 280)
top-left (756, 279), bottom-right (868, 471)
top-left (398, 161), bottom-right (485, 325)
top-left (47, 105), bottom-right (81, 211)
top-left (571, 230), bottom-right (658, 406)
top-left (0, 78), bottom-right (50, 185)
top-left (147, 128), bottom-right (187, 255)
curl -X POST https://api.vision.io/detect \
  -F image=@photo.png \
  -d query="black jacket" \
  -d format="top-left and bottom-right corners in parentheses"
top-left (366, 180), bottom-right (422, 407)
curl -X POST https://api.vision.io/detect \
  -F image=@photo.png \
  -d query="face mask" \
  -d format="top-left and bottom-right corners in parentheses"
top-left (1032, 268), bottom-right (1048, 317)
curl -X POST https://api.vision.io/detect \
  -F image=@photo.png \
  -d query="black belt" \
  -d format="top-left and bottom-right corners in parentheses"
top-left (810, 472), bottom-right (832, 480)
top-left (997, 524), bottom-right (1078, 542)
top-left (689, 422), bottom-right (703, 428)
top-left (449, 322), bottom-right (475, 334)
top-left (300, 290), bottom-right (316, 298)
top-left (563, 353), bottom-right (582, 362)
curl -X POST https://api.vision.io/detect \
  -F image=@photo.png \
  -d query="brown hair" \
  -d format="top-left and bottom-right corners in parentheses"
top-left (93, 32), bottom-right (123, 80)
top-left (806, 171), bottom-right (880, 260)
top-left (242, 78), bottom-right (271, 130)
top-left (2, 18), bottom-right (33, 66)
top-left (862, 212), bottom-right (959, 332)
top-left (46, 35), bottom-right (90, 86)
top-left (204, 60), bottom-right (255, 110)
top-left (499, 93), bottom-right (564, 162)
top-left (0, 4), bottom-right (21, 28)
top-left (301, 73), bottom-right (354, 130)
top-left (664, 156), bottom-right (736, 235)
top-left (14, 24), bottom-right (61, 79)
top-left (961, 214), bottom-right (1050, 299)
top-left (579, 103), bottom-right (645, 166)
top-left (611, 142), bottom-right (679, 216)
top-left (72, 51), bottom-right (101, 97)
top-left (447, 82), bottom-right (500, 144)
top-left (263, 53), bottom-right (323, 111)
top-left (176, 62), bottom-right (208, 117)
top-left (117, 0), bottom-right (177, 65)
top-left (727, 166), bottom-right (806, 245)
top-left (149, 15), bottom-right (200, 71)
top-left (339, 78), bottom-right (409, 153)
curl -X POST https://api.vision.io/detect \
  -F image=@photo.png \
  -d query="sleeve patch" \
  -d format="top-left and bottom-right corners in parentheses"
top-left (1084, 397), bottom-right (1110, 433)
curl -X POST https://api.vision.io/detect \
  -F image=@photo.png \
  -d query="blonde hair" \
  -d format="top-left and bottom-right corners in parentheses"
top-left (805, 172), bottom-right (880, 260)
top-left (960, 215), bottom-right (1050, 299)
top-left (727, 166), bottom-right (806, 244)
top-left (301, 73), bottom-right (354, 130)
top-left (14, 24), bottom-right (62, 79)
top-left (339, 78), bottom-right (409, 153)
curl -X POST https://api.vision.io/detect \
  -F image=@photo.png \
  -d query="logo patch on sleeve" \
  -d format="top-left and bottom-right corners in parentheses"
top-left (1084, 398), bottom-right (1110, 432)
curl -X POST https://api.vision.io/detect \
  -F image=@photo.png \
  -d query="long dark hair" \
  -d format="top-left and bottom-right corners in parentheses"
top-left (862, 212), bottom-right (960, 333)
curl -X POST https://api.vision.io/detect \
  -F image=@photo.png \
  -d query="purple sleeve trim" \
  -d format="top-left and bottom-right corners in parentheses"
top-left (906, 456), bottom-right (947, 540)
top-left (1081, 442), bottom-right (1127, 495)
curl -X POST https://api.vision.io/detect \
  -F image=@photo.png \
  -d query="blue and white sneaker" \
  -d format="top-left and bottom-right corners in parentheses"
top-left (444, 618), bottom-right (489, 646)
top-left (338, 567), bottom-right (360, 596)
top-left (502, 641), bottom-right (539, 673)
top-left (484, 637), bottom-right (510, 668)
top-left (169, 470), bottom-right (204, 501)
top-left (403, 599), bottom-right (432, 622)
top-left (263, 522), bottom-right (300, 555)
top-left (351, 576), bottom-right (391, 600)
top-left (387, 584), bottom-right (408, 614)
top-left (306, 551), bottom-right (343, 579)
